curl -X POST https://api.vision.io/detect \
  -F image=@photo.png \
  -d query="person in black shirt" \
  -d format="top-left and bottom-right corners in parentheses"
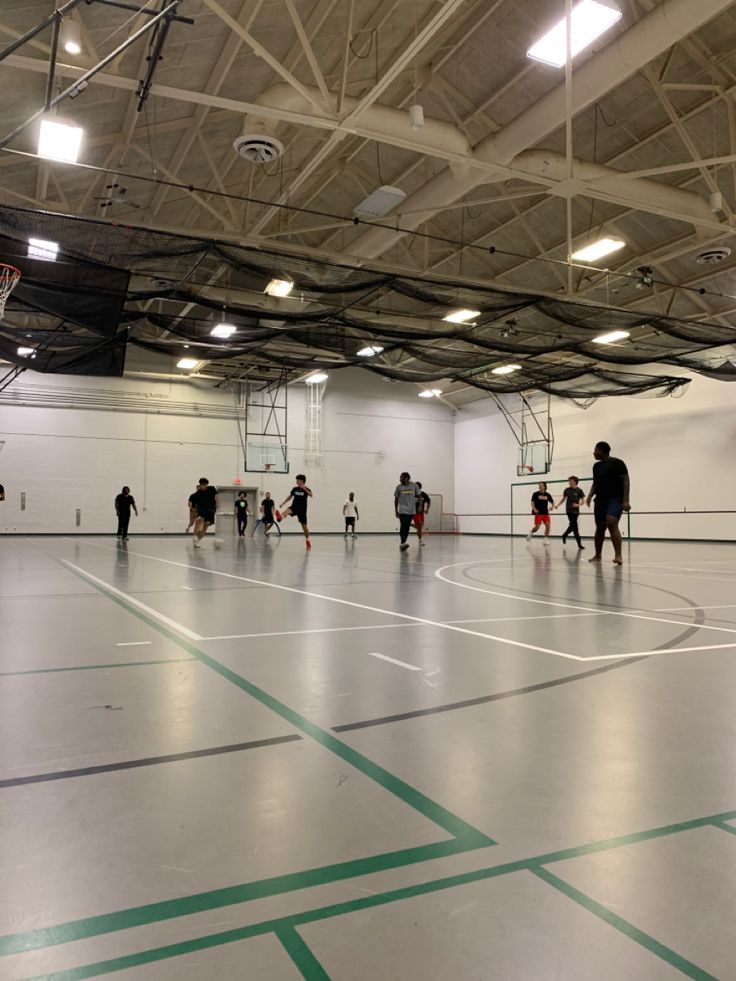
top-left (0, 483), bottom-right (4, 502)
top-left (235, 491), bottom-right (251, 537)
top-left (114, 486), bottom-right (138, 540)
top-left (554, 476), bottom-right (586, 550)
top-left (586, 441), bottom-right (630, 565)
top-left (526, 481), bottom-right (555, 544)
top-left (413, 482), bottom-right (431, 546)
top-left (186, 486), bottom-right (198, 534)
top-left (191, 477), bottom-right (219, 548)
top-left (280, 474), bottom-right (313, 549)
top-left (256, 492), bottom-right (281, 538)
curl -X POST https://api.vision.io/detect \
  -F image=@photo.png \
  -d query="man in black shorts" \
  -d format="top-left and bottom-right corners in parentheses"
top-left (555, 476), bottom-right (586, 549)
top-left (236, 491), bottom-right (251, 537)
top-left (586, 442), bottom-right (630, 565)
top-left (114, 486), bottom-right (138, 540)
top-left (192, 477), bottom-right (219, 548)
top-left (280, 474), bottom-right (313, 549)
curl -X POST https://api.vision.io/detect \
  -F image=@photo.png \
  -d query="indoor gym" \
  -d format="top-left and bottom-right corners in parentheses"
top-left (1, 2), bottom-right (736, 980)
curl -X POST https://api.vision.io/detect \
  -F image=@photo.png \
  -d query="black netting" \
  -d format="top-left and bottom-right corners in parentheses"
top-left (0, 204), bottom-right (733, 396)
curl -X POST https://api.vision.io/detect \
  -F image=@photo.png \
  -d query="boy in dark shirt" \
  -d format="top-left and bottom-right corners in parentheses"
top-left (114, 486), bottom-right (138, 540)
top-left (586, 441), bottom-right (630, 565)
top-left (280, 474), bottom-right (313, 549)
top-left (192, 477), bottom-right (219, 548)
top-left (413, 482), bottom-right (431, 546)
top-left (526, 481), bottom-right (554, 544)
top-left (555, 476), bottom-right (586, 549)
top-left (236, 491), bottom-right (251, 537)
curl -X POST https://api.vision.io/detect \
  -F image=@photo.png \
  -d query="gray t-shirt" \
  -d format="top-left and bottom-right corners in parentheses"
top-left (563, 486), bottom-right (585, 513)
top-left (395, 482), bottom-right (419, 515)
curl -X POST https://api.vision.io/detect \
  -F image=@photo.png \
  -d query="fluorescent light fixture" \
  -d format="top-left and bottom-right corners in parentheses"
top-left (491, 364), bottom-right (522, 375)
top-left (265, 278), bottom-right (294, 297)
top-left (443, 308), bottom-right (481, 324)
top-left (38, 119), bottom-right (83, 163)
top-left (572, 236), bottom-right (625, 263)
top-left (177, 357), bottom-right (199, 370)
top-left (28, 238), bottom-right (59, 261)
top-left (305, 371), bottom-right (328, 384)
top-left (418, 388), bottom-right (443, 398)
top-left (17, 346), bottom-right (35, 357)
top-left (210, 323), bottom-right (237, 338)
top-left (593, 329), bottom-right (630, 344)
top-left (353, 185), bottom-right (407, 219)
top-left (527, 0), bottom-right (622, 68)
top-left (61, 19), bottom-right (82, 55)
top-left (357, 345), bottom-right (384, 357)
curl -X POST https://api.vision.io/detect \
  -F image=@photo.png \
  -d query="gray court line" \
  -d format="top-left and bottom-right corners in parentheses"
top-left (0, 734), bottom-right (302, 789)
top-left (332, 656), bottom-right (649, 731)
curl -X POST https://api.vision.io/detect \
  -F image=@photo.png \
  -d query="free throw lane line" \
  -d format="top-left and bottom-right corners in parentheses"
top-left (368, 652), bottom-right (422, 671)
top-left (61, 561), bottom-right (202, 641)
top-left (116, 641), bottom-right (152, 647)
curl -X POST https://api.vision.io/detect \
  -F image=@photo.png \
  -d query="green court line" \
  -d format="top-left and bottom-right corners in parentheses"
top-left (58, 560), bottom-right (493, 847)
top-left (24, 807), bottom-right (736, 981)
top-left (276, 928), bottom-right (332, 981)
top-left (0, 658), bottom-right (196, 677)
top-left (711, 819), bottom-right (736, 837)
top-left (11, 807), bottom-right (736, 966)
top-left (532, 868), bottom-right (717, 980)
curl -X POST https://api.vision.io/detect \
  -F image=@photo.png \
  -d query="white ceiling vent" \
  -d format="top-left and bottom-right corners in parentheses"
top-left (353, 185), bottom-right (407, 219)
top-left (695, 246), bottom-right (731, 265)
top-left (233, 131), bottom-right (284, 163)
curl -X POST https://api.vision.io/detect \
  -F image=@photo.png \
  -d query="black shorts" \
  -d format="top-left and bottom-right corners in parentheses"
top-left (263, 512), bottom-right (275, 523)
top-left (345, 516), bottom-right (355, 528)
top-left (291, 510), bottom-right (308, 525)
top-left (594, 500), bottom-right (623, 527)
top-left (197, 509), bottom-right (215, 525)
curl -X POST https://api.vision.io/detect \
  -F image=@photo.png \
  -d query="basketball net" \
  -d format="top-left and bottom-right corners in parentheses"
top-left (0, 265), bottom-right (21, 320)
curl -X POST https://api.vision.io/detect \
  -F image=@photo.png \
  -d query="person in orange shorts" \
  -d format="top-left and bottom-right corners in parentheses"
top-left (413, 482), bottom-right (431, 546)
top-left (526, 481), bottom-right (554, 545)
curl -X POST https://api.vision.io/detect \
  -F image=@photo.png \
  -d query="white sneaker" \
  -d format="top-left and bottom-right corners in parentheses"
top-left (419, 540), bottom-right (426, 546)
top-left (543, 540), bottom-right (551, 546)
top-left (193, 540), bottom-right (201, 548)
top-left (526, 533), bottom-right (532, 542)
top-left (400, 543), bottom-right (409, 551)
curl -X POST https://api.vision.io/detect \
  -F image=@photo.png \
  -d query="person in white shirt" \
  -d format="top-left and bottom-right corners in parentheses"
top-left (343, 492), bottom-right (359, 538)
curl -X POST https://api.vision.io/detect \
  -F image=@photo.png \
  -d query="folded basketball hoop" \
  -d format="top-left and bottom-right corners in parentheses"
top-left (0, 264), bottom-right (21, 320)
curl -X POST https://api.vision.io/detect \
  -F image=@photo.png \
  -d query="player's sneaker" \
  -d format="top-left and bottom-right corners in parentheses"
top-left (399, 543), bottom-right (409, 551)
top-left (306, 538), bottom-right (312, 550)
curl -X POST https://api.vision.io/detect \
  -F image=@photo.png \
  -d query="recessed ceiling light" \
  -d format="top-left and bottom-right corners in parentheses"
top-left (265, 278), bottom-right (294, 297)
top-left (572, 237), bottom-right (626, 262)
top-left (210, 323), bottom-right (237, 338)
top-left (443, 309), bottom-right (481, 324)
top-left (592, 329), bottom-right (630, 344)
top-left (177, 357), bottom-right (199, 370)
top-left (491, 364), bottom-right (522, 375)
top-left (527, 0), bottom-right (622, 68)
top-left (17, 346), bottom-right (35, 357)
top-left (38, 119), bottom-right (83, 163)
top-left (61, 19), bottom-right (82, 55)
top-left (28, 238), bottom-right (59, 261)
top-left (418, 388), bottom-right (443, 398)
top-left (305, 371), bottom-right (328, 384)
top-left (357, 345), bottom-right (384, 357)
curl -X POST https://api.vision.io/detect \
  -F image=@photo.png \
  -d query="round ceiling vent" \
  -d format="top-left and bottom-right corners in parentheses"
top-left (696, 246), bottom-right (732, 265)
top-left (233, 133), bottom-right (284, 164)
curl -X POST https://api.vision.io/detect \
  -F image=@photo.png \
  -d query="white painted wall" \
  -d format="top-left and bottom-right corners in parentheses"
top-left (454, 374), bottom-right (736, 541)
top-left (0, 367), bottom-right (454, 535)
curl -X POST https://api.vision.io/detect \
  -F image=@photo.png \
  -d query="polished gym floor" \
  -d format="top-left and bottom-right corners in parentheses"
top-left (1, 532), bottom-right (735, 979)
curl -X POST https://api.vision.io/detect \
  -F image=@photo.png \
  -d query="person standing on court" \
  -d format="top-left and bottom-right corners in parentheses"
top-left (413, 482), bottom-right (431, 546)
top-left (192, 477), bottom-right (219, 548)
top-left (586, 441), bottom-right (630, 566)
top-left (526, 481), bottom-right (554, 544)
top-left (235, 491), bottom-right (251, 537)
top-left (114, 486), bottom-right (138, 540)
top-left (343, 492), bottom-right (359, 538)
top-left (555, 476), bottom-right (586, 550)
top-left (394, 472), bottom-right (420, 551)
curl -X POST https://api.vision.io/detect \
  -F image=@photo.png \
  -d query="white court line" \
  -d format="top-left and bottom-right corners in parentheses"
top-left (115, 641), bottom-right (152, 647)
top-left (67, 543), bottom-right (603, 662)
top-left (368, 652), bottom-right (421, 671)
top-left (181, 586), bottom-right (194, 591)
top-left (435, 562), bottom-right (736, 637)
top-left (655, 604), bottom-right (736, 613)
top-left (61, 561), bottom-right (203, 641)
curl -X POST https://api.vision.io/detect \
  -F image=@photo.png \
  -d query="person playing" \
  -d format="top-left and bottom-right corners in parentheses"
top-left (555, 476), bottom-right (586, 550)
top-left (186, 486), bottom-right (198, 534)
top-left (191, 477), bottom-right (219, 548)
top-left (526, 481), bottom-right (554, 544)
top-left (586, 441), bottom-right (630, 566)
top-left (280, 474), bottom-right (313, 549)
top-left (235, 491), bottom-right (251, 537)
top-left (0, 483), bottom-right (4, 502)
top-left (394, 472), bottom-right (420, 551)
top-left (343, 492), bottom-right (359, 538)
top-left (413, 481), bottom-right (431, 546)
top-left (114, 486), bottom-right (138, 540)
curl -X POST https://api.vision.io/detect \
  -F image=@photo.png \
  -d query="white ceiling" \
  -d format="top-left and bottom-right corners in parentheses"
top-left (2, 0), bottom-right (736, 403)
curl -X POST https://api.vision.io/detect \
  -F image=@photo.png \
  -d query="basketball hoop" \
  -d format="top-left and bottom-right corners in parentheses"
top-left (0, 264), bottom-right (21, 320)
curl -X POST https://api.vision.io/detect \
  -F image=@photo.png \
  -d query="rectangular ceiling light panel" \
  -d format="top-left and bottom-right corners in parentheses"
top-left (527, 0), bottom-right (622, 68)
top-left (571, 237), bottom-right (625, 262)
top-left (353, 185), bottom-right (407, 219)
top-left (38, 119), bottom-right (83, 163)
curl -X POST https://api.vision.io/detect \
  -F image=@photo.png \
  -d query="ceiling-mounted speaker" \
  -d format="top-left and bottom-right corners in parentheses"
top-left (696, 246), bottom-right (731, 265)
top-left (233, 118), bottom-right (284, 163)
